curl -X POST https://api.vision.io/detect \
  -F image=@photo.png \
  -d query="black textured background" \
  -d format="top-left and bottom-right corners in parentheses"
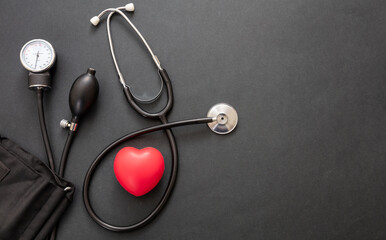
top-left (0, 0), bottom-right (386, 239)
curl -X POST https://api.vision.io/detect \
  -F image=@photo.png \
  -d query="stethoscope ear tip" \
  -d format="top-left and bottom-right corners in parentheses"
top-left (90, 16), bottom-right (100, 26)
top-left (125, 3), bottom-right (135, 12)
top-left (207, 103), bottom-right (238, 134)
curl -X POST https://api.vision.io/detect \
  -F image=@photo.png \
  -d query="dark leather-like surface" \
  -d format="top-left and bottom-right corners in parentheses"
top-left (0, 0), bottom-right (385, 239)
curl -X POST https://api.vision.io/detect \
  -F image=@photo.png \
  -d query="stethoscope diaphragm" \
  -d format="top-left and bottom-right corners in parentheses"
top-left (207, 103), bottom-right (238, 134)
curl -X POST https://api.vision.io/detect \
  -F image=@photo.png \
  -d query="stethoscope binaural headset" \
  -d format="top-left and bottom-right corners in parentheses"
top-left (83, 3), bottom-right (239, 232)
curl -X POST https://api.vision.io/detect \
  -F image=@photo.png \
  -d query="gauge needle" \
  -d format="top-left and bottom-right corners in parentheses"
top-left (34, 51), bottom-right (40, 69)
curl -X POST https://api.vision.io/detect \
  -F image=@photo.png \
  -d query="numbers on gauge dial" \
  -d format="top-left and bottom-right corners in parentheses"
top-left (22, 41), bottom-right (54, 71)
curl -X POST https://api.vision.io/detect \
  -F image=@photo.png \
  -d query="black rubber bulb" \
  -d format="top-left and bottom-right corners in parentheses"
top-left (69, 68), bottom-right (99, 122)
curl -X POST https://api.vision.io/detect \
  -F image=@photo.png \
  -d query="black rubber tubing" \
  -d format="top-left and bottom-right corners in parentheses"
top-left (83, 116), bottom-right (213, 232)
top-left (58, 131), bottom-right (76, 177)
top-left (49, 129), bottom-right (76, 240)
top-left (123, 69), bottom-right (173, 119)
top-left (36, 88), bottom-right (56, 172)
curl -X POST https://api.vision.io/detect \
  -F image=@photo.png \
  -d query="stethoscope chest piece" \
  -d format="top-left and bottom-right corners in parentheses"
top-left (207, 103), bottom-right (238, 134)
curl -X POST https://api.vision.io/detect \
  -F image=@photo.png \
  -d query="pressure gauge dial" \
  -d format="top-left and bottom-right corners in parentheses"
top-left (20, 39), bottom-right (56, 73)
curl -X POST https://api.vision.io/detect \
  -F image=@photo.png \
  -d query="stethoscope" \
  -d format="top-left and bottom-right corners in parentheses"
top-left (83, 3), bottom-right (239, 232)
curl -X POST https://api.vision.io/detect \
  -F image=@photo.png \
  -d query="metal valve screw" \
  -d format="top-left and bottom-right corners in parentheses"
top-left (60, 119), bottom-right (71, 129)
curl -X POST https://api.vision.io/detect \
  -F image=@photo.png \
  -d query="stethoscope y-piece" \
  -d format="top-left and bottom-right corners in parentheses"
top-left (91, 3), bottom-right (163, 104)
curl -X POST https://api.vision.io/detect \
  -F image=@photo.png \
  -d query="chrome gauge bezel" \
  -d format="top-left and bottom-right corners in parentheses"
top-left (20, 39), bottom-right (56, 73)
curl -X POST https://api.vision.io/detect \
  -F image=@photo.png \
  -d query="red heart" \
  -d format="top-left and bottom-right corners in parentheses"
top-left (114, 147), bottom-right (165, 197)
